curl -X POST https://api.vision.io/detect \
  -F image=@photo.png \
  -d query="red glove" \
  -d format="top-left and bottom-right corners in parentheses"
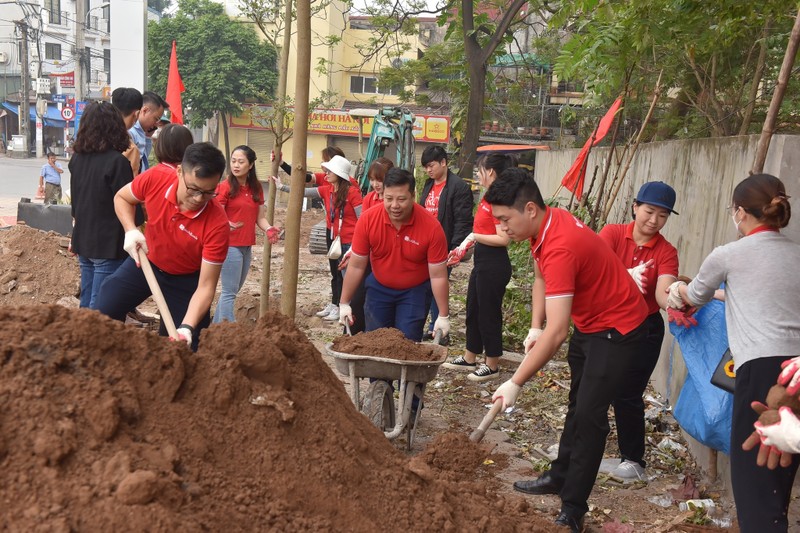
top-left (266, 226), bottom-right (280, 244)
top-left (446, 240), bottom-right (475, 267)
top-left (667, 307), bottom-right (698, 328)
top-left (778, 357), bottom-right (800, 396)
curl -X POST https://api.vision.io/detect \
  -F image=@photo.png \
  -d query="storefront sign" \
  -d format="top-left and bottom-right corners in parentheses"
top-left (50, 71), bottom-right (75, 88)
top-left (230, 105), bottom-right (450, 143)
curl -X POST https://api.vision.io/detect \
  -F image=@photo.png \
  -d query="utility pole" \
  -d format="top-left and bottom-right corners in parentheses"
top-left (16, 20), bottom-right (30, 158)
top-left (74, 0), bottom-right (86, 102)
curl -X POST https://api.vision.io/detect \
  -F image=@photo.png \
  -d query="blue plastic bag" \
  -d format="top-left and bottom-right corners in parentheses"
top-left (670, 299), bottom-right (733, 454)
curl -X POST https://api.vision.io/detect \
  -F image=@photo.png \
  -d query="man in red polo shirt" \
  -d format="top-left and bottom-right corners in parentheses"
top-left (338, 167), bottom-right (450, 342)
top-left (96, 142), bottom-right (229, 351)
top-left (484, 168), bottom-right (648, 532)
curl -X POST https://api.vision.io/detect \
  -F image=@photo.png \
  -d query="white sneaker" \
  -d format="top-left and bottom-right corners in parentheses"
top-left (609, 460), bottom-right (645, 481)
top-left (316, 303), bottom-right (335, 317)
top-left (323, 306), bottom-right (340, 321)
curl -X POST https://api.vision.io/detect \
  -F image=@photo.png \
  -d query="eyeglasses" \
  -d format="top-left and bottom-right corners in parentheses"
top-left (182, 173), bottom-right (218, 199)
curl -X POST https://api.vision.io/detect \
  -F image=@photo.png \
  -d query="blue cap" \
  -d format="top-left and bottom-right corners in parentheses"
top-left (635, 181), bottom-right (678, 215)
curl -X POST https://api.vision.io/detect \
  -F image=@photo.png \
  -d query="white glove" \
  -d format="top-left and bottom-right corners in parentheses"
top-left (666, 280), bottom-right (687, 309)
top-left (492, 379), bottom-right (522, 410)
top-left (123, 229), bottom-right (148, 266)
top-left (337, 248), bottom-right (353, 271)
top-left (338, 303), bottom-right (353, 326)
top-left (756, 406), bottom-right (800, 454)
top-left (458, 233), bottom-right (476, 251)
top-left (779, 357), bottom-right (800, 395)
top-left (174, 325), bottom-right (193, 347)
top-left (523, 327), bottom-right (543, 353)
top-left (433, 315), bottom-right (450, 338)
top-left (627, 259), bottom-right (654, 294)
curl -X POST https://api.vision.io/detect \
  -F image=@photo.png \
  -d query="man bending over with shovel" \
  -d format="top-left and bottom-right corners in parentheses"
top-left (484, 168), bottom-right (648, 532)
top-left (96, 142), bottom-right (229, 351)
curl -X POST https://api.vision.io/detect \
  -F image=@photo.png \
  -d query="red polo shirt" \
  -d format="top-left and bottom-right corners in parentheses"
top-left (351, 203), bottom-right (448, 290)
top-left (216, 179), bottom-right (264, 247)
top-left (599, 222), bottom-right (679, 315)
top-left (362, 190), bottom-right (381, 212)
top-left (130, 163), bottom-right (229, 275)
top-left (318, 182), bottom-right (362, 243)
top-left (530, 207), bottom-right (647, 334)
top-left (473, 198), bottom-right (499, 235)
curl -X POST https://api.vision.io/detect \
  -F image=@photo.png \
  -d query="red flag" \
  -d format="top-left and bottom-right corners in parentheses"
top-left (165, 40), bottom-right (185, 125)
top-left (560, 98), bottom-right (622, 199)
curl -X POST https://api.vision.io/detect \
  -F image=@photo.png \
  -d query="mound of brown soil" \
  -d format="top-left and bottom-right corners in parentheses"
top-left (1, 305), bottom-right (556, 531)
top-left (0, 226), bottom-right (79, 306)
top-left (332, 328), bottom-right (441, 361)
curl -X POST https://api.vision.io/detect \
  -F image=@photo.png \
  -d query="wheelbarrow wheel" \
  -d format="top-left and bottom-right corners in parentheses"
top-left (363, 380), bottom-right (395, 431)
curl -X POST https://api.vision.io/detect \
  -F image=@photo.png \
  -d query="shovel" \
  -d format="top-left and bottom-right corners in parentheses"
top-left (469, 400), bottom-right (504, 443)
top-left (137, 249), bottom-right (179, 339)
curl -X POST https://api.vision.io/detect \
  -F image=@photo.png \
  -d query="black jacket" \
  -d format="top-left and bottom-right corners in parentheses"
top-left (419, 169), bottom-right (474, 250)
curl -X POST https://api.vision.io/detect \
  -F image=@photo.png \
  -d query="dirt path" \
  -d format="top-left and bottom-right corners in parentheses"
top-left (0, 211), bottom-right (740, 531)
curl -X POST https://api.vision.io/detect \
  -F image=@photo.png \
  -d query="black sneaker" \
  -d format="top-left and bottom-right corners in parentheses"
top-left (467, 364), bottom-right (499, 382)
top-left (441, 355), bottom-right (477, 371)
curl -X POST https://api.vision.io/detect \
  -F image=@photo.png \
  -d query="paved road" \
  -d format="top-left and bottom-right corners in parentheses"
top-left (0, 154), bottom-right (71, 221)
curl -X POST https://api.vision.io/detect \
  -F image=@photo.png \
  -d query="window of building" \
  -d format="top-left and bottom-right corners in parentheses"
top-left (104, 49), bottom-right (110, 76)
top-left (85, 46), bottom-right (91, 77)
top-left (350, 75), bottom-right (399, 95)
top-left (45, 43), bottom-right (61, 60)
top-left (45, 0), bottom-right (61, 24)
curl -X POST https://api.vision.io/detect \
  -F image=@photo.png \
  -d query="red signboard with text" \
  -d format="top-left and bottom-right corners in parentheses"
top-left (230, 105), bottom-right (450, 143)
top-left (50, 71), bottom-right (75, 88)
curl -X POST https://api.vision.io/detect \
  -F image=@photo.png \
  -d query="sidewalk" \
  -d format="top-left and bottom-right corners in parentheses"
top-left (0, 153), bottom-right (71, 226)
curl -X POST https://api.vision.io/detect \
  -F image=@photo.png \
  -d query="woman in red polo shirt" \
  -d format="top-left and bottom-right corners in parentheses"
top-left (212, 146), bottom-right (280, 323)
top-left (442, 152), bottom-right (516, 382)
top-left (598, 181), bottom-right (680, 481)
top-left (361, 157), bottom-right (393, 211)
top-left (273, 155), bottom-right (363, 321)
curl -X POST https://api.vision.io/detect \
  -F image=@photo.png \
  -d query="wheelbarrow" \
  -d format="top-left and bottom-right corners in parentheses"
top-left (326, 339), bottom-right (447, 449)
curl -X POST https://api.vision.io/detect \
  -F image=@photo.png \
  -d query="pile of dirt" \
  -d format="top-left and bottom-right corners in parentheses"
top-left (332, 328), bottom-right (441, 362)
top-left (0, 305), bottom-right (559, 531)
top-left (0, 226), bottom-right (79, 307)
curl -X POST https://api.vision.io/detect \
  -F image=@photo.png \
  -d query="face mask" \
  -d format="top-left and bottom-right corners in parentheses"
top-left (732, 209), bottom-right (743, 235)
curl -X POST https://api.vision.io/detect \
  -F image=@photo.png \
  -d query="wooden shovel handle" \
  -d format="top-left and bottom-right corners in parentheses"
top-left (137, 250), bottom-right (179, 339)
top-left (469, 400), bottom-right (504, 442)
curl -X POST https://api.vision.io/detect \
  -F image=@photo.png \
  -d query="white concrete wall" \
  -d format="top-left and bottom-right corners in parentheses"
top-left (110, 0), bottom-right (147, 90)
top-left (533, 134), bottom-right (800, 489)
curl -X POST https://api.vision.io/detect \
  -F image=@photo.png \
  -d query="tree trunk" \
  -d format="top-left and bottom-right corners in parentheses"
top-left (459, 53), bottom-right (487, 180)
top-left (752, 8), bottom-right (800, 174)
top-left (280, 0), bottom-right (312, 318)
top-left (221, 111), bottom-right (231, 170)
top-left (260, 0), bottom-right (294, 317)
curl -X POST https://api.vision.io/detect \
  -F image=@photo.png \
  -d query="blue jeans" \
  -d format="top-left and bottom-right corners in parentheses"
top-left (364, 274), bottom-right (432, 342)
top-left (78, 256), bottom-right (125, 309)
top-left (213, 245), bottom-right (252, 323)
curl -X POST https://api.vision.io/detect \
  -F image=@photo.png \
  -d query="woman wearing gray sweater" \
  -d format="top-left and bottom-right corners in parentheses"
top-left (667, 173), bottom-right (799, 533)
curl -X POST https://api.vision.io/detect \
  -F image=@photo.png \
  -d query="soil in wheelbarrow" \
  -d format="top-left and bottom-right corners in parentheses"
top-left (1, 304), bottom-right (557, 531)
top-left (331, 327), bottom-right (441, 361)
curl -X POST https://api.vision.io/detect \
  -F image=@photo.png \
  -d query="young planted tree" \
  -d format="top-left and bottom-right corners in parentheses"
top-left (147, 0), bottom-right (278, 158)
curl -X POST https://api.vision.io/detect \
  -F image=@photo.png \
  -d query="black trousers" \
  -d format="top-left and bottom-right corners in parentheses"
top-left (326, 233), bottom-right (343, 306)
top-left (465, 244), bottom-right (511, 358)
top-left (348, 262), bottom-right (372, 335)
top-left (731, 356), bottom-right (799, 532)
top-left (95, 257), bottom-right (209, 351)
top-left (548, 321), bottom-right (647, 517)
top-left (612, 311), bottom-right (664, 467)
